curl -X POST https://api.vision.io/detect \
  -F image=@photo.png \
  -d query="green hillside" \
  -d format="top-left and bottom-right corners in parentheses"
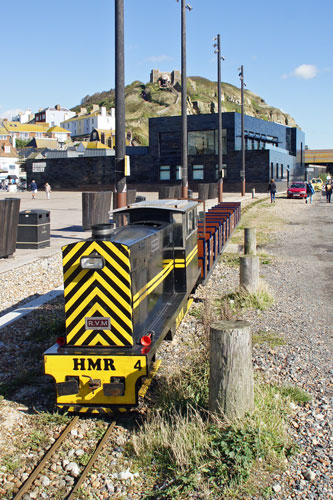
top-left (73, 76), bottom-right (298, 146)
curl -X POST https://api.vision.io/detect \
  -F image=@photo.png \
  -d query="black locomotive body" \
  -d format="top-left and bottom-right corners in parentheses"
top-left (44, 199), bottom-right (200, 414)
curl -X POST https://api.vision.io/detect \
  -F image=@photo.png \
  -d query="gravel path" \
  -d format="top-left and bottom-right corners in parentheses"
top-left (0, 193), bottom-right (331, 499)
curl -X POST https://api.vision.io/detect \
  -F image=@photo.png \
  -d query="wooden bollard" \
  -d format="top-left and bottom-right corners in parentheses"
top-left (209, 320), bottom-right (254, 419)
top-left (240, 255), bottom-right (259, 293)
top-left (244, 227), bottom-right (256, 255)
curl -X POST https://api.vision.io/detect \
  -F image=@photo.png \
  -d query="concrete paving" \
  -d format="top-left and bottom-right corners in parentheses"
top-left (0, 189), bottom-right (262, 274)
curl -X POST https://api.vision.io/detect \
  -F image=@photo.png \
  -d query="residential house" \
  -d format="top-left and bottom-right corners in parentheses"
top-left (12, 109), bottom-right (34, 123)
top-left (35, 104), bottom-right (75, 127)
top-left (47, 126), bottom-right (71, 144)
top-left (0, 140), bottom-right (20, 183)
top-left (61, 105), bottom-right (115, 140)
top-left (3, 122), bottom-right (50, 142)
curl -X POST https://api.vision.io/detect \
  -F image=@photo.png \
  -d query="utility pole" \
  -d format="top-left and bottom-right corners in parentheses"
top-left (178, 0), bottom-right (192, 198)
top-left (115, 0), bottom-right (127, 208)
top-left (239, 65), bottom-right (246, 196)
top-left (214, 34), bottom-right (224, 203)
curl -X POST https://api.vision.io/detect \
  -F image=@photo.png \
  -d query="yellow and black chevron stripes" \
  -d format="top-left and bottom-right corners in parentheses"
top-left (133, 259), bottom-right (174, 310)
top-left (62, 241), bottom-right (133, 347)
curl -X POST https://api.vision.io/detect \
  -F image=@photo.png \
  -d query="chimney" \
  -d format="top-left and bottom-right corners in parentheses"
top-left (101, 106), bottom-right (106, 116)
top-left (55, 104), bottom-right (61, 111)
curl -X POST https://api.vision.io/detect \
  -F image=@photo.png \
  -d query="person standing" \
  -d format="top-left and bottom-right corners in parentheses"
top-left (306, 182), bottom-right (315, 204)
top-left (30, 179), bottom-right (38, 199)
top-left (44, 182), bottom-right (51, 199)
top-left (268, 179), bottom-right (277, 203)
top-left (325, 180), bottom-right (332, 203)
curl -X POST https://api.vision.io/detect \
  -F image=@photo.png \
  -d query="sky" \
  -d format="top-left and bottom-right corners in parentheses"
top-left (0, 0), bottom-right (332, 149)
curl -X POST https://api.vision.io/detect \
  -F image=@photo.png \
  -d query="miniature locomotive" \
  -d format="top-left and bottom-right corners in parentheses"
top-left (44, 199), bottom-right (202, 414)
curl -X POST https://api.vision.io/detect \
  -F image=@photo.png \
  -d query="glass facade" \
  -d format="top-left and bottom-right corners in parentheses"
top-left (188, 129), bottom-right (227, 155)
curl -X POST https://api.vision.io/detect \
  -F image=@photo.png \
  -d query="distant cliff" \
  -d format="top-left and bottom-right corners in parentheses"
top-left (74, 76), bottom-right (298, 146)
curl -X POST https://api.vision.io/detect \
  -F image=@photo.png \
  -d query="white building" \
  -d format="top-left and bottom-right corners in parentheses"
top-left (12, 109), bottom-right (34, 123)
top-left (0, 141), bottom-right (20, 184)
top-left (35, 104), bottom-right (76, 127)
top-left (61, 105), bottom-right (115, 139)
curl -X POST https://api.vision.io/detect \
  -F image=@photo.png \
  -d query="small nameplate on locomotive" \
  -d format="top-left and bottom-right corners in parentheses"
top-left (85, 317), bottom-right (111, 330)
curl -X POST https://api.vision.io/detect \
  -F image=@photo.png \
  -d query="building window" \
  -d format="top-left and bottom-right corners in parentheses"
top-left (276, 163), bottom-right (279, 179)
top-left (4, 146), bottom-right (10, 153)
top-left (188, 130), bottom-right (216, 155)
top-left (176, 165), bottom-right (182, 180)
top-left (160, 165), bottom-right (171, 180)
top-left (270, 162), bottom-right (274, 179)
top-left (281, 164), bottom-right (284, 179)
top-left (192, 164), bottom-right (204, 180)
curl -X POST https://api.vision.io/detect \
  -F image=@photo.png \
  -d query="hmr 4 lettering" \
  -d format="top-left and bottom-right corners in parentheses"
top-left (73, 358), bottom-right (116, 371)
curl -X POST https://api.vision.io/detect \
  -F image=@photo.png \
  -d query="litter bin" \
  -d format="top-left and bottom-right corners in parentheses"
top-left (0, 198), bottom-right (20, 258)
top-left (16, 209), bottom-right (50, 249)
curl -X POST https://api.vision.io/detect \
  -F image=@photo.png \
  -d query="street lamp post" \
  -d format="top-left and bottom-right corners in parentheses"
top-left (115, 0), bottom-right (127, 208)
top-left (178, 0), bottom-right (192, 198)
top-left (214, 34), bottom-right (224, 203)
top-left (239, 65), bottom-right (246, 196)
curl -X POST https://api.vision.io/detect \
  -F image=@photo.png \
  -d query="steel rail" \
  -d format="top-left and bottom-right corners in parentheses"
top-left (13, 415), bottom-right (79, 500)
top-left (66, 420), bottom-right (116, 500)
top-left (13, 416), bottom-right (116, 500)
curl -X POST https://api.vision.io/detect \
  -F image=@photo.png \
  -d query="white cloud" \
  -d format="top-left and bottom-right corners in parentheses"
top-left (0, 108), bottom-right (25, 119)
top-left (145, 54), bottom-right (173, 63)
top-left (282, 64), bottom-right (319, 80)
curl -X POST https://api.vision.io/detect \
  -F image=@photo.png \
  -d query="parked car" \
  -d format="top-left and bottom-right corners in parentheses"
top-left (287, 182), bottom-right (307, 199)
top-left (310, 178), bottom-right (323, 191)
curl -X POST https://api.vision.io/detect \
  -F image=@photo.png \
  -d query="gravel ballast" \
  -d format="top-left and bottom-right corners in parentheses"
top-left (0, 193), bottom-right (331, 499)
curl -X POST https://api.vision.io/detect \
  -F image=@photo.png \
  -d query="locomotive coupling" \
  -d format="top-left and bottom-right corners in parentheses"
top-left (82, 375), bottom-right (101, 393)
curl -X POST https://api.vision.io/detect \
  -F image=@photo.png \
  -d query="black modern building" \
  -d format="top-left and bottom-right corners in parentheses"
top-left (25, 112), bottom-right (305, 193)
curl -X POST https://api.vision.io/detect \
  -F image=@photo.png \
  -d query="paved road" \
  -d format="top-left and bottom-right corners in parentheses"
top-left (0, 189), bottom-right (258, 273)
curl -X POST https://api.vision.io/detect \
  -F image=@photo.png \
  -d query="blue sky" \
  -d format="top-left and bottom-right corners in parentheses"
top-left (1, 0), bottom-right (331, 149)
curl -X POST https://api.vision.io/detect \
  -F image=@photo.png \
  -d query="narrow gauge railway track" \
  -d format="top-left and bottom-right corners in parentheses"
top-left (13, 416), bottom-right (116, 500)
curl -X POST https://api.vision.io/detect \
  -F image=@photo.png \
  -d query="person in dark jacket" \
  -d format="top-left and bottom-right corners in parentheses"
top-left (306, 182), bottom-right (315, 204)
top-left (30, 180), bottom-right (38, 199)
top-left (268, 179), bottom-right (277, 203)
top-left (325, 181), bottom-right (332, 203)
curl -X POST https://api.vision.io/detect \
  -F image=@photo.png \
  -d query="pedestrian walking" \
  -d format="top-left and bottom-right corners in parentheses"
top-left (325, 180), bottom-right (332, 203)
top-left (268, 179), bottom-right (277, 203)
top-left (44, 182), bottom-right (51, 199)
top-left (30, 180), bottom-right (38, 199)
top-left (306, 182), bottom-right (315, 204)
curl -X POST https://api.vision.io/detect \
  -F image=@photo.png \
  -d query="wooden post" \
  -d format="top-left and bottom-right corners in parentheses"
top-left (240, 255), bottom-right (259, 293)
top-left (82, 192), bottom-right (112, 231)
top-left (244, 227), bottom-right (256, 255)
top-left (209, 320), bottom-right (254, 419)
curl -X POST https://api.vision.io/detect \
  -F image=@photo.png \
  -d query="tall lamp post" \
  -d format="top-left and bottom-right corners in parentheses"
top-left (214, 34), bottom-right (224, 203)
top-left (239, 65), bottom-right (246, 196)
top-left (115, 0), bottom-right (127, 208)
top-left (177, 0), bottom-right (192, 198)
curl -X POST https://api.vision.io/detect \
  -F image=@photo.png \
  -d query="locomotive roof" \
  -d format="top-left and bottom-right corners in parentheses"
top-left (113, 198), bottom-right (198, 214)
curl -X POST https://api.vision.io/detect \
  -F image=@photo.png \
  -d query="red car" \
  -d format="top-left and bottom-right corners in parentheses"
top-left (287, 182), bottom-right (307, 199)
